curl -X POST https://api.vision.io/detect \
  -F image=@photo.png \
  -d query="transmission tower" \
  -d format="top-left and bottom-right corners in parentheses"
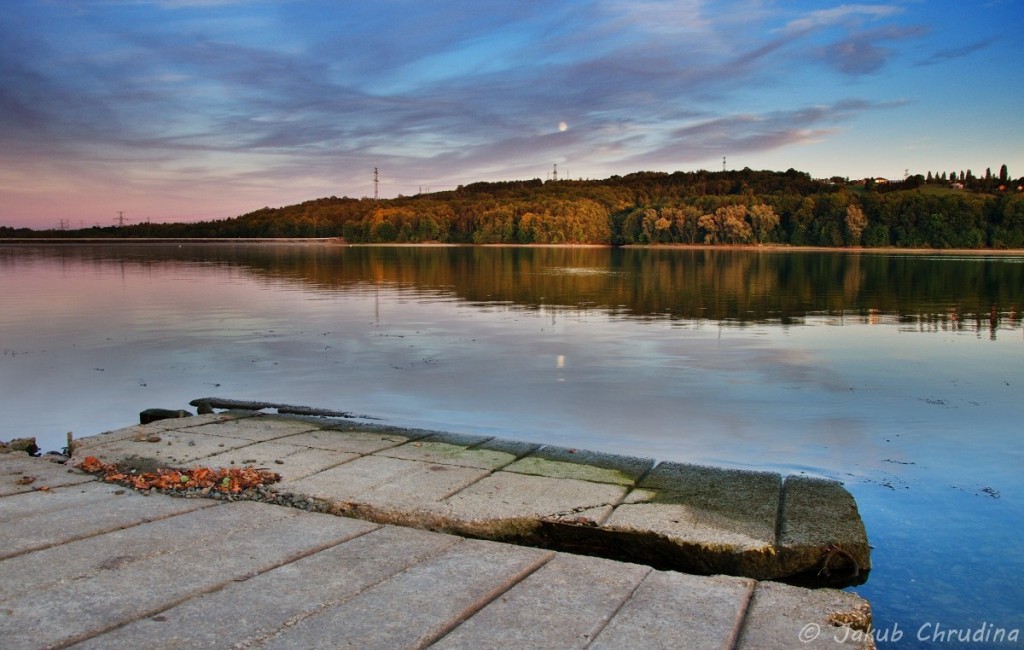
top-left (116, 211), bottom-right (126, 226)
top-left (552, 163), bottom-right (558, 182)
top-left (723, 156), bottom-right (727, 172)
top-left (373, 167), bottom-right (380, 201)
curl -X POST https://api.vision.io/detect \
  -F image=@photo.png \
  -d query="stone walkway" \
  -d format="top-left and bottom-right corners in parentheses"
top-left (1, 452), bottom-right (873, 649)
top-left (69, 410), bottom-right (870, 586)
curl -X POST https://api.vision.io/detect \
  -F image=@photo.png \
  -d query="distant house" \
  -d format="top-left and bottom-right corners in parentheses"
top-left (874, 177), bottom-right (889, 184)
top-left (951, 182), bottom-right (965, 190)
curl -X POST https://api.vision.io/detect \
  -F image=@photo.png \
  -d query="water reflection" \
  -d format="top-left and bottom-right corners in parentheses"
top-left (1, 243), bottom-right (1022, 648)
top-left (6, 244), bottom-right (1021, 336)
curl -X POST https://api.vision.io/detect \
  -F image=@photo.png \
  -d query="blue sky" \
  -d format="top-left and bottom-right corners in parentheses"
top-left (1, 0), bottom-right (1021, 228)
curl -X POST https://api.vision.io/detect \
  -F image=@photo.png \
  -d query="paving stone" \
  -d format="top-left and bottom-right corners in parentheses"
top-left (185, 413), bottom-right (325, 442)
top-left (435, 553), bottom-right (651, 649)
top-left (0, 454), bottom-right (93, 496)
top-left (71, 413), bottom-right (251, 454)
top-left (379, 432), bottom-right (525, 469)
top-left (445, 471), bottom-right (628, 531)
top-left (280, 454), bottom-right (422, 500)
top-left (602, 463), bottom-right (782, 577)
top-left (0, 457), bottom-right (874, 649)
top-left (736, 580), bottom-right (874, 649)
top-left (355, 462), bottom-right (491, 512)
top-left (504, 445), bottom-right (654, 486)
top-left (82, 428), bottom-right (260, 467)
top-left (778, 475), bottom-right (871, 581)
top-left (0, 502), bottom-right (375, 649)
top-left (261, 537), bottom-right (553, 649)
top-left (275, 427), bottom-right (422, 454)
top-left (77, 525), bottom-right (461, 649)
top-left (193, 442), bottom-right (358, 480)
top-left (0, 501), bottom-right (293, 602)
top-left (59, 417), bottom-right (871, 586)
top-left (0, 480), bottom-right (213, 561)
top-left (591, 571), bottom-right (754, 650)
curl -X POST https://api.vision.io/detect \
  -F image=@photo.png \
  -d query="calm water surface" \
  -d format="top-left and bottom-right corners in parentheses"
top-left (2, 243), bottom-right (1022, 647)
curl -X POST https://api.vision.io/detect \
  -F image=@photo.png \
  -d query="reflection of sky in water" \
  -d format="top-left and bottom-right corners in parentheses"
top-left (1, 247), bottom-right (1022, 646)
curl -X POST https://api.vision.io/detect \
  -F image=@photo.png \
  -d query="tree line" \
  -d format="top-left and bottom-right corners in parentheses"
top-left (5, 167), bottom-right (1023, 248)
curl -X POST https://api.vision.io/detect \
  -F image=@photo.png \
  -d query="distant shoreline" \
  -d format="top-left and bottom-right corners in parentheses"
top-left (2, 237), bottom-right (1023, 255)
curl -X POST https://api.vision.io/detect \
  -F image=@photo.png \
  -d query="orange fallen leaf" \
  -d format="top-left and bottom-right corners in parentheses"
top-left (76, 456), bottom-right (280, 494)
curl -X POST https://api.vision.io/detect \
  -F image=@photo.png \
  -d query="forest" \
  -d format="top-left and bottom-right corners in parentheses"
top-left (5, 167), bottom-right (1024, 248)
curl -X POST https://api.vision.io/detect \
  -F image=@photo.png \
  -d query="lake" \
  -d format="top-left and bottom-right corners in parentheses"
top-left (2, 242), bottom-right (1022, 647)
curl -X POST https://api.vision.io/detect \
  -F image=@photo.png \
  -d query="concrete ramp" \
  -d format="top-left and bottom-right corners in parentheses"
top-left (1, 453), bottom-right (874, 649)
top-left (70, 410), bottom-right (869, 586)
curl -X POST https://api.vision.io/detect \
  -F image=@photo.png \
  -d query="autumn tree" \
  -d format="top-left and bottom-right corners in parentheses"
top-left (748, 203), bottom-right (780, 244)
top-left (845, 204), bottom-right (868, 245)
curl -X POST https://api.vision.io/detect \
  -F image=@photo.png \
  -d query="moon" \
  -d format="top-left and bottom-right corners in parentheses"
top-left (558, 121), bottom-right (568, 132)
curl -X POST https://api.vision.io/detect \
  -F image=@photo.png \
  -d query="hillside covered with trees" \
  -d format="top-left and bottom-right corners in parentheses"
top-left (5, 167), bottom-right (1024, 248)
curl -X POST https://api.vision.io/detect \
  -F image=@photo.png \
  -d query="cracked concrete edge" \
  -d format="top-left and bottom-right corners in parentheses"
top-left (289, 491), bottom-right (840, 583)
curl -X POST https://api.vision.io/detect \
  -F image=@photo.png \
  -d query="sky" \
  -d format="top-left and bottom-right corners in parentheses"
top-left (1, 1), bottom-right (1022, 229)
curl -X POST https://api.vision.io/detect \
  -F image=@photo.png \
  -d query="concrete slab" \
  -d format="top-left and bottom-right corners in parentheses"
top-left (778, 475), bottom-right (872, 583)
top-left (76, 525), bottom-right (460, 649)
top-left (504, 445), bottom-right (654, 486)
top-left (276, 426), bottom-right (424, 454)
top-left (590, 571), bottom-right (754, 650)
top-left (0, 481), bottom-right (213, 561)
top-left (193, 443), bottom-right (358, 480)
top-left (66, 415), bottom-right (871, 586)
top-left (0, 502), bottom-right (376, 649)
top-left (185, 413), bottom-right (325, 441)
top-left (0, 458), bottom-right (873, 649)
top-left (444, 471), bottom-right (627, 532)
top-left (0, 454), bottom-right (93, 495)
top-left (258, 537), bottom-right (553, 649)
top-left (352, 462), bottom-right (491, 513)
top-left (378, 432), bottom-right (531, 470)
top-left (70, 428), bottom-right (258, 469)
top-left (71, 413), bottom-right (252, 453)
top-left (601, 463), bottom-right (782, 578)
top-left (434, 552), bottom-right (651, 649)
top-left (280, 454), bottom-right (424, 501)
top-left (0, 501), bottom-right (288, 602)
top-left (736, 580), bottom-right (874, 648)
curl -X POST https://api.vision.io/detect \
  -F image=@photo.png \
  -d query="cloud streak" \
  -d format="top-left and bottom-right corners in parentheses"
top-left (0, 0), bottom-right (1017, 226)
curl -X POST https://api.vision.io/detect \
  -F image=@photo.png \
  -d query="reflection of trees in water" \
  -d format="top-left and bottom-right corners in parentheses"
top-left (20, 244), bottom-right (1023, 333)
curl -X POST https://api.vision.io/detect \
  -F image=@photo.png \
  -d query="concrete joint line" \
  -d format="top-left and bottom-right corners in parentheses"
top-left (728, 579), bottom-right (762, 649)
top-left (772, 475), bottom-right (788, 549)
top-left (583, 565), bottom-right (655, 648)
top-left (417, 548), bottom-right (558, 649)
top-left (64, 516), bottom-right (384, 649)
top-left (0, 488), bottom-right (221, 562)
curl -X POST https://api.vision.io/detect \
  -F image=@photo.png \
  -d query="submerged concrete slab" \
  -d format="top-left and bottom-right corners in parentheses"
top-left (69, 413), bottom-right (870, 585)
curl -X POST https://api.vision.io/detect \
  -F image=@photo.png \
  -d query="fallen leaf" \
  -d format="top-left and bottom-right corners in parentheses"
top-left (14, 476), bottom-right (36, 485)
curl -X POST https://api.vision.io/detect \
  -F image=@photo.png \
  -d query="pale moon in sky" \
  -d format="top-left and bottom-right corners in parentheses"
top-left (558, 121), bottom-right (568, 132)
